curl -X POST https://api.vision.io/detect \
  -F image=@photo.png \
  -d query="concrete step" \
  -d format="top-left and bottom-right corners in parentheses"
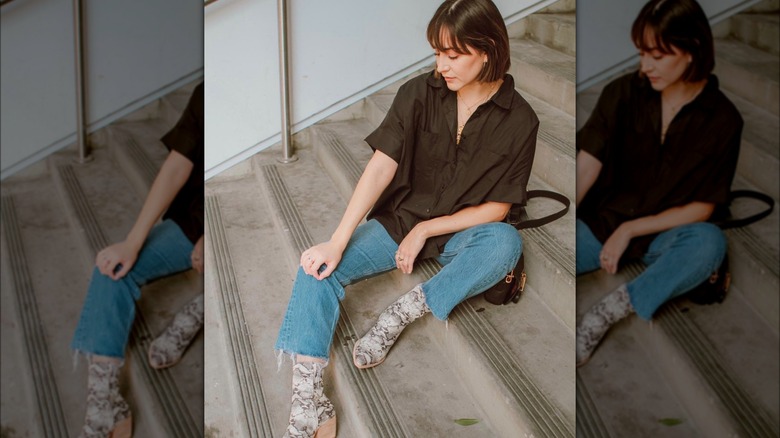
top-left (724, 175), bottom-right (780, 331)
top-left (523, 13), bottom-right (576, 57)
top-left (723, 89), bottom-right (780, 200)
top-left (729, 13), bottom-right (780, 55)
top-left (509, 38), bottom-right (576, 117)
top-left (714, 38), bottom-right (780, 116)
top-left (311, 118), bottom-right (575, 331)
top-left (523, 92), bottom-right (575, 201)
top-left (577, 264), bottom-right (779, 437)
top-left (1, 187), bottom-right (86, 437)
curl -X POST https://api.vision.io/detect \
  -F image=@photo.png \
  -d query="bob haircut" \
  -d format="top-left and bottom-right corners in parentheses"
top-left (426, 0), bottom-right (510, 83)
top-left (631, 0), bottom-right (715, 83)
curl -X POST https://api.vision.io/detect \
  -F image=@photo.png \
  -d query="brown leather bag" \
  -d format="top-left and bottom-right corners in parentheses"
top-left (483, 190), bottom-right (570, 305)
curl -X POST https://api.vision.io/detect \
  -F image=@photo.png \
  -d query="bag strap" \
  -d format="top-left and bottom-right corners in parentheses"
top-left (507, 189), bottom-right (571, 230)
top-left (713, 190), bottom-right (775, 229)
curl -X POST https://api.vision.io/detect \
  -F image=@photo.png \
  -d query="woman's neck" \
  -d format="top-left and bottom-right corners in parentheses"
top-left (457, 79), bottom-right (502, 104)
top-left (661, 78), bottom-right (707, 107)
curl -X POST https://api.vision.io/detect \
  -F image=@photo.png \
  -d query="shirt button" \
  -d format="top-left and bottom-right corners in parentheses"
top-left (426, 208), bottom-right (431, 214)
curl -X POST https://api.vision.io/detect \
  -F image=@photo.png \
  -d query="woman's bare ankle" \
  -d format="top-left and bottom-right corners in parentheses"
top-left (296, 355), bottom-right (326, 365)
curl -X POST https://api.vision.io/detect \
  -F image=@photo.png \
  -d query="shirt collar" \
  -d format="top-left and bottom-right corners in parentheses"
top-left (427, 71), bottom-right (516, 110)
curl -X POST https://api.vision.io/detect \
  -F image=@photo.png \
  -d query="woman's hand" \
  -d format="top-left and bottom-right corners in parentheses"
top-left (191, 235), bottom-right (204, 273)
top-left (301, 241), bottom-right (345, 281)
top-left (96, 241), bottom-right (140, 280)
top-left (396, 225), bottom-right (428, 274)
top-left (600, 225), bottom-right (632, 274)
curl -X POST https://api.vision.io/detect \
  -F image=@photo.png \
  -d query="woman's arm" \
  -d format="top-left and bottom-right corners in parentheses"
top-left (599, 201), bottom-right (715, 274)
top-left (96, 150), bottom-right (194, 280)
top-left (395, 201), bottom-right (511, 274)
top-left (301, 149), bottom-right (398, 280)
top-left (576, 150), bottom-right (602, 207)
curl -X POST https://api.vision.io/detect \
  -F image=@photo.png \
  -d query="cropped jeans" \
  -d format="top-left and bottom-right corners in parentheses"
top-left (275, 219), bottom-right (522, 362)
top-left (576, 219), bottom-right (727, 320)
top-left (72, 219), bottom-right (194, 360)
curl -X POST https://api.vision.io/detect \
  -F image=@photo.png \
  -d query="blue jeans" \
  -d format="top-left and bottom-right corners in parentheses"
top-left (576, 219), bottom-right (727, 320)
top-left (71, 219), bottom-right (194, 359)
top-left (275, 219), bottom-right (522, 361)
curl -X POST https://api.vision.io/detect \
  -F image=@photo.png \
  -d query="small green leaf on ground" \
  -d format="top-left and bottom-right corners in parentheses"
top-left (659, 418), bottom-right (684, 426)
top-left (454, 418), bottom-right (480, 426)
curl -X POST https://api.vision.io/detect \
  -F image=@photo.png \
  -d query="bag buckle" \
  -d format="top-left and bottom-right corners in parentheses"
top-left (518, 272), bottom-right (527, 292)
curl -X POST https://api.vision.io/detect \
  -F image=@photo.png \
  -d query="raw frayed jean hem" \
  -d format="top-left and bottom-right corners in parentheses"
top-left (274, 349), bottom-right (330, 372)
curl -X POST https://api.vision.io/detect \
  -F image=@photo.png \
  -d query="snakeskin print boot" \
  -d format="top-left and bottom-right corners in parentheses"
top-left (148, 294), bottom-right (204, 369)
top-left (352, 284), bottom-right (431, 369)
top-left (78, 360), bottom-right (132, 438)
top-left (576, 284), bottom-right (634, 367)
top-left (283, 361), bottom-right (336, 438)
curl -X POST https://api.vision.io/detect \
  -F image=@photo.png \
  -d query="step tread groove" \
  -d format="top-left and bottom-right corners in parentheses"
top-left (1, 195), bottom-right (69, 438)
top-left (205, 195), bottom-right (274, 438)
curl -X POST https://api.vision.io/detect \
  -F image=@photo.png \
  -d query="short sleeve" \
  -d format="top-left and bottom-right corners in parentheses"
top-left (484, 112), bottom-right (539, 206)
top-left (364, 81), bottom-right (418, 163)
top-left (161, 82), bottom-right (203, 164)
top-left (577, 76), bottom-right (626, 163)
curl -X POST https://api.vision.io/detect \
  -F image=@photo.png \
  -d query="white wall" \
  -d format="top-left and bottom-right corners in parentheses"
top-left (0, 0), bottom-right (203, 179)
top-left (204, 0), bottom-right (553, 179)
top-left (577, 0), bottom-right (763, 91)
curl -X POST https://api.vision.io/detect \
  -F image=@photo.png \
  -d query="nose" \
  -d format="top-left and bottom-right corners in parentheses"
top-left (437, 57), bottom-right (450, 74)
top-left (640, 54), bottom-right (652, 73)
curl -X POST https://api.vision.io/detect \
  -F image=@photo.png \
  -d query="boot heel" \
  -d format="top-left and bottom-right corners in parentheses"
top-left (315, 415), bottom-right (337, 438)
top-left (109, 414), bottom-right (132, 438)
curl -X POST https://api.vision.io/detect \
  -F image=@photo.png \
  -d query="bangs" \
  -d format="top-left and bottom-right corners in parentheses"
top-left (631, 22), bottom-right (675, 54)
top-left (427, 22), bottom-right (472, 55)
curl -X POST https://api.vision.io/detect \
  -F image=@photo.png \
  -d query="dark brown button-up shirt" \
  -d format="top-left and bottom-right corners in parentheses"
top-left (365, 71), bottom-right (539, 260)
top-left (577, 72), bottom-right (742, 259)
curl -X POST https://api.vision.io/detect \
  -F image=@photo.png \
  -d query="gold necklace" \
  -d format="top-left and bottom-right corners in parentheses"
top-left (456, 82), bottom-right (498, 144)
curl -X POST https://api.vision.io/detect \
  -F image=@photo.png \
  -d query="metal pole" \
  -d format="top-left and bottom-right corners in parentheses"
top-left (277, 0), bottom-right (297, 163)
top-left (73, 0), bottom-right (91, 163)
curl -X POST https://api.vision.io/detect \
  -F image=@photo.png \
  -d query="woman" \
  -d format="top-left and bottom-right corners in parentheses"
top-left (575, 0), bottom-right (742, 366)
top-left (71, 83), bottom-right (205, 437)
top-left (274, 0), bottom-right (538, 436)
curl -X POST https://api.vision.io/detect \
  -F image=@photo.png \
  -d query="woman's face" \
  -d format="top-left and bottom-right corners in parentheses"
top-left (638, 30), bottom-right (693, 91)
top-left (434, 30), bottom-right (488, 91)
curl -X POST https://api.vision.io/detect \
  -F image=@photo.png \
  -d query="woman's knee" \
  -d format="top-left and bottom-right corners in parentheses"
top-left (681, 222), bottom-right (726, 257)
top-left (652, 222), bottom-right (727, 268)
top-left (465, 222), bottom-right (522, 268)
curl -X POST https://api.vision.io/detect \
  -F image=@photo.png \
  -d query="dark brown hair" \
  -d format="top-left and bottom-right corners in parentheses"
top-left (631, 0), bottom-right (715, 82)
top-left (426, 0), bottom-right (510, 82)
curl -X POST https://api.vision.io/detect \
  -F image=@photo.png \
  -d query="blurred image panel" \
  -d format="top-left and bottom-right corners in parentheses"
top-left (1, 1), bottom-right (203, 436)
top-left (575, 0), bottom-right (779, 436)
top-left (203, 0), bottom-right (575, 436)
